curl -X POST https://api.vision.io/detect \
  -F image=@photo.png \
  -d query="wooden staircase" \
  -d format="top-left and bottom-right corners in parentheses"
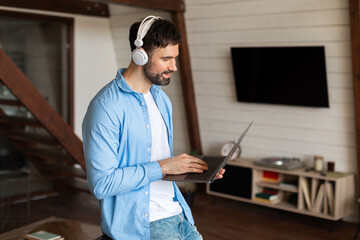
top-left (0, 49), bottom-right (89, 194)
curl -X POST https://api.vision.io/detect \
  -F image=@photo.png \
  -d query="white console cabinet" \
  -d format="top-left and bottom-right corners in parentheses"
top-left (207, 158), bottom-right (355, 220)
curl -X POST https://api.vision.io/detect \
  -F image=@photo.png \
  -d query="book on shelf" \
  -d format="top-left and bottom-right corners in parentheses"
top-left (254, 197), bottom-right (282, 204)
top-left (262, 188), bottom-right (279, 195)
top-left (262, 171), bottom-right (280, 184)
top-left (323, 187), bottom-right (328, 215)
top-left (254, 191), bottom-right (283, 204)
top-left (255, 192), bottom-right (281, 201)
top-left (300, 177), bottom-right (312, 211)
top-left (23, 231), bottom-right (63, 240)
top-left (310, 179), bottom-right (319, 206)
top-left (325, 181), bottom-right (334, 215)
top-left (312, 183), bottom-right (325, 213)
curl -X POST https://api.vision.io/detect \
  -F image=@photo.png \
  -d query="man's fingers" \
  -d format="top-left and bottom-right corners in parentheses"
top-left (186, 163), bottom-right (208, 172)
top-left (160, 154), bottom-right (213, 175)
top-left (192, 161), bottom-right (208, 170)
top-left (188, 157), bottom-right (208, 167)
top-left (182, 159), bottom-right (208, 173)
top-left (188, 167), bottom-right (205, 173)
top-left (214, 168), bottom-right (226, 180)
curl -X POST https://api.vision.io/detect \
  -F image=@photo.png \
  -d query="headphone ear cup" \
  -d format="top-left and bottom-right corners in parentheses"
top-left (132, 48), bottom-right (148, 66)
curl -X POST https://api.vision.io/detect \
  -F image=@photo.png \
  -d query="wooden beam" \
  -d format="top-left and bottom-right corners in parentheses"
top-left (0, 0), bottom-right (109, 17)
top-left (349, 0), bottom-right (360, 203)
top-left (172, 11), bottom-right (202, 155)
top-left (103, 0), bottom-right (185, 12)
top-left (0, 49), bottom-right (86, 168)
top-left (0, 9), bottom-right (74, 23)
top-left (68, 16), bottom-right (75, 129)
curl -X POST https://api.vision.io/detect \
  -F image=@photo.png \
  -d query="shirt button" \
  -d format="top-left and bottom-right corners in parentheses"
top-left (141, 102), bottom-right (145, 106)
top-left (145, 214), bottom-right (148, 217)
top-left (147, 125), bottom-right (150, 128)
top-left (145, 191), bottom-right (148, 195)
top-left (147, 147), bottom-right (150, 151)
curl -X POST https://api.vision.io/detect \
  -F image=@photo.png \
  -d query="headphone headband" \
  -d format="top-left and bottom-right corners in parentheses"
top-left (134, 15), bottom-right (162, 47)
top-left (132, 15), bottom-right (162, 66)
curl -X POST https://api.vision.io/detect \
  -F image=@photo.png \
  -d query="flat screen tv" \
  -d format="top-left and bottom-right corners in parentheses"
top-left (231, 46), bottom-right (329, 108)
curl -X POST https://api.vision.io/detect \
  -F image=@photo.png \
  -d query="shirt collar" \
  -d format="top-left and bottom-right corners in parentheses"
top-left (115, 68), bottom-right (134, 93)
top-left (115, 68), bottom-right (162, 97)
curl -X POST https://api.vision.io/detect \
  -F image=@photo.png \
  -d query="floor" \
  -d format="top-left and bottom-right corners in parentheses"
top-left (193, 194), bottom-right (358, 240)
top-left (0, 191), bottom-right (358, 240)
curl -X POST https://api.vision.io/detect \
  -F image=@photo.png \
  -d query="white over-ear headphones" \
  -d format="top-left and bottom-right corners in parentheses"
top-left (132, 15), bottom-right (162, 66)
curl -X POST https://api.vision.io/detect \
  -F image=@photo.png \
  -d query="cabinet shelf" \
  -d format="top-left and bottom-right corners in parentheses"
top-left (256, 181), bottom-right (298, 193)
top-left (207, 158), bottom-right (355, 221)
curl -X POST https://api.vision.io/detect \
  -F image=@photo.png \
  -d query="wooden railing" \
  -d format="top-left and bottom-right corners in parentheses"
top-left (0, 48), bottom-right (88, 193)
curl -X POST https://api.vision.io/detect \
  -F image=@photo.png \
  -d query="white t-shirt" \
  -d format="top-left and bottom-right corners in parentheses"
top-left (144, 91), bottom-right (182, 222)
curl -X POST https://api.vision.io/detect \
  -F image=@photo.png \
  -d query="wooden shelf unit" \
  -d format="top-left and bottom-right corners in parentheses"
top-left (207, 158), bottom-right (355, 221)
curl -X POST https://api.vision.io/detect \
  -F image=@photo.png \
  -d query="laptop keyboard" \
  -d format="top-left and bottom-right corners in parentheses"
top-left (185, 156), bottom-right (225, 180)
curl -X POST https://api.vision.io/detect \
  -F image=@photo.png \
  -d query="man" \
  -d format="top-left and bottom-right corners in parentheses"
top-left (82, 16), bottom-right (224, 240)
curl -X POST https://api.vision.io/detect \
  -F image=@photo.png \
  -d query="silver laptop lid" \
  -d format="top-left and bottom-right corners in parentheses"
top-left (210, 121), bottom-right (254, 182)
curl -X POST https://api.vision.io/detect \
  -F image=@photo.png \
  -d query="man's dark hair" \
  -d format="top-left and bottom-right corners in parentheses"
top-left (129, 18), bottom-right (182, 55)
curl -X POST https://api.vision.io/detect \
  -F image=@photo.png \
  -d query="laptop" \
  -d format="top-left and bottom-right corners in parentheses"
top-left (162, 121), bottom-right (253, 183)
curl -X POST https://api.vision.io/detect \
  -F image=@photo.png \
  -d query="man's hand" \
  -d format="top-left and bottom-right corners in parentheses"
top-left (159, 153), bottom-right (208, 175)
top-left (215, 168), bottom-right (226, 180)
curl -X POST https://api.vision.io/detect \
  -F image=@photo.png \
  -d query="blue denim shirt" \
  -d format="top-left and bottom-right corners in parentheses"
top-left (82, 69), bottom-right (194, 240)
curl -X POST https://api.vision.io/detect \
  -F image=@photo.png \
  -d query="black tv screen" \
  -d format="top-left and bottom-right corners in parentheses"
top-left (231, 46), bottom-right (329, 108)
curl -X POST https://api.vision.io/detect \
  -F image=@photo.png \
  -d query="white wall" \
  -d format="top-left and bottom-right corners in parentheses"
top-left (73, 17), bottom-right (118, 137)
top-left (185, 0), bottom-right (355, 172)
top-left (0, 6), bottom-right (118, 138)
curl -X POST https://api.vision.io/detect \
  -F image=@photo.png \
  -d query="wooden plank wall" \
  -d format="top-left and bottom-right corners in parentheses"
top-left (108, 0), bottom-right (356, 173)
top-left (185, 0), bottom-right (355, 172)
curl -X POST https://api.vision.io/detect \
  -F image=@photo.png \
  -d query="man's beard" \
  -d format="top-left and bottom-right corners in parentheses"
top-left (143, 61), bottom-right (172, 86)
